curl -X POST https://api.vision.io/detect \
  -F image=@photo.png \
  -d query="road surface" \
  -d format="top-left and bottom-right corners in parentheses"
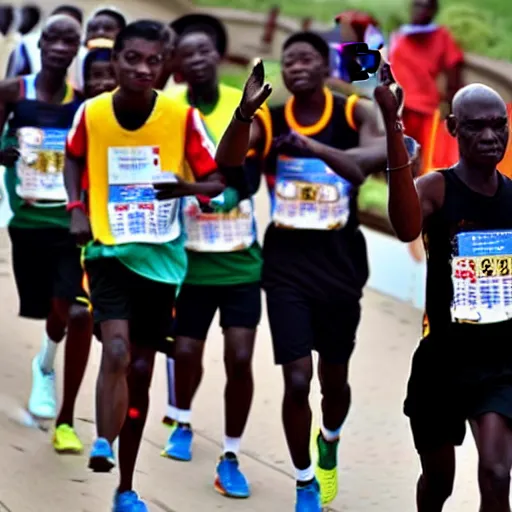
top-left (0, 213), bottom-right (483, 511)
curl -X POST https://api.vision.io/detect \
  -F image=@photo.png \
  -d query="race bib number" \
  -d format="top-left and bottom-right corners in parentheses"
top-left (183, 197), bottom-right (256, 252)
top-left (16, 127), bottom-right (67, 203)
top-left (451, 230), bottom-right (512, 324)
top-left (272, 156), bottom-right (351, 230)
top-left (107, 146), bottom-right (181, 245)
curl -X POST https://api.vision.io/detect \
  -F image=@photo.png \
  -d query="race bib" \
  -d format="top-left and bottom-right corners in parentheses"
top-left (107, 146), bottom-right (180, 245)
top-left (16, 127), bottom-right (67, 204)
top-left (183, 197), bottom-right (256, 252)
top-left (451, 230), bottom-right (512, 324)
top-left (272, 156), bottom-right (351, 230)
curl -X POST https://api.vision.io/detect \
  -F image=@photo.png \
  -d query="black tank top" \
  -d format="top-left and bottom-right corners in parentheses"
top-left (424, 168), bottom-right (512, 342)
top-left (7, 74), bottom-right (82, 136)
top-left (262, 92), bottom-right (369, 302)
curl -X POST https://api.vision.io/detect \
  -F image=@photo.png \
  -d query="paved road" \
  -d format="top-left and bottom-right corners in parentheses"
top-left (0, 219), bottom-right (483, 511)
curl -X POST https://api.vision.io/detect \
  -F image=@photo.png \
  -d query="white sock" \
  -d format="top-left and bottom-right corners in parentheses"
top-left (177, 409), bottom-right (191, 425)
top-left (166, 405), bottom-right (178, 421)
top-left (320, 423), bottom-right (342, 442)
top-left (295, 465), bottom-right (315, 483)
top-left (38, 332), bottom-right (59, 374)
top-left (223, 436), bottom-right (241, 455)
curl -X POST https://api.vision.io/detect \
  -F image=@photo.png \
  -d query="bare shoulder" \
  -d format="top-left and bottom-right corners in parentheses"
top-left (0, 78), bottom-right (21, 104)
top-left (416, 171), bottom-right (446, 216)
top-left (353, 97), bottom-right (382, 135)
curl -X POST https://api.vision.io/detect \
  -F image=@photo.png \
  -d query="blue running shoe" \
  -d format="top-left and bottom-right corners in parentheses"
top-left (113, 490), bottom-right (148, 512)
top-left (89, 437), bottom-right (115, 472)
top-left (161, 425), bottom-right (193, 461)
top-left (214, 454), bottom-right (251, 498)
top-left (296, 479), bottom-right (322, 512)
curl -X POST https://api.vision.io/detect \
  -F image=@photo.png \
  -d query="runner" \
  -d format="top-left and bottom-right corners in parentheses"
top-left (73, 7), bottom-right (127, 91)
top-left (0, 14), bottom-right (91, 454)
top-left (82, 45), bottom-right (117, 100)
top-left (64, 19), bottom-right (270, 511)
top-left (162, 16), bottom-right (262, 499)
top-left (216, 31), bottom-right (387, 510)
top-left (6, 5), bottom-right (83, 78)
top-left (380, 74), bottom-right (512, 510)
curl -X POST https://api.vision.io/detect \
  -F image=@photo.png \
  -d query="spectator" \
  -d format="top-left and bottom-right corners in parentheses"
top-left (389, 0), bottom-right (463, 176)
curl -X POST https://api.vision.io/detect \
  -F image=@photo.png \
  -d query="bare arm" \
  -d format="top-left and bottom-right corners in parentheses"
top-left (375, 70), bottom-right (444, 242)
top-left (301, 136), bottom-right (367, 186)
top-left (63, 153), bottom-right (84, 203)
top-left (344, 98), bottom-right (387, 175)
top-left (384, 118), bottom-right (422, 242)
top-left (291, 98), bottom-right (386, 186)
top-left (154, 171), bottom-right (225, 200)
top-left (215, 116), bottom-right (254, 168)
top-left (216, 59), bottom-right (272, 168)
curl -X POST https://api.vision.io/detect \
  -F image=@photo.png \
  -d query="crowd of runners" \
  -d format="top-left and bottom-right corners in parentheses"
top-left (0, 1), bottom-right (512, 511)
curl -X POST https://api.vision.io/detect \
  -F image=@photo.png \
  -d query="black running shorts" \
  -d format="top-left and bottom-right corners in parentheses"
top-left (265, 285), bottom-right (361, 365)
top-left (174, 282), bottom-right (261, 341)
top-left (404, 331), bottom-right (512, 453)
top-left (9, 226), bottom-right (89, 319)
top-left (85, 257), bottom-right (176, 354)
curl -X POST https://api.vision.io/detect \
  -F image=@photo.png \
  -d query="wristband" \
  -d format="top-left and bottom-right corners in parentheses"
top-left (66, 201), bottom-right (86, 213)
top-left (386, 161), bottom-right (411, 172)
top-left (196, 194), bottom-right (211, 206)
top-left (234, 106), bottom-right (253, 123)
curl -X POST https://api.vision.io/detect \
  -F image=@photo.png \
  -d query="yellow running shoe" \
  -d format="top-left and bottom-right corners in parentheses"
top-left (314, 429), bottom-right (339, 505)
top-left (53, 424), bottom-right (84, 454)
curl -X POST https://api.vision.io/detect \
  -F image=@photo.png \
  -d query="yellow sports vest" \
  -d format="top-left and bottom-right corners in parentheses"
top-left (167, 83), bottom-right (241, 144)
top-left (85, 91), bottom-right (190, 245)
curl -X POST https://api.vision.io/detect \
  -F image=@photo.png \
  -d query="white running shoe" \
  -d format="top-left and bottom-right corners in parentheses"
top-left (28, 356), bottom-right (57, 419)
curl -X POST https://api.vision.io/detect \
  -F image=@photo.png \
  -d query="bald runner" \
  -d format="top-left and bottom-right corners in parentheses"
top-left (385, 82), bottom-right (512, 511)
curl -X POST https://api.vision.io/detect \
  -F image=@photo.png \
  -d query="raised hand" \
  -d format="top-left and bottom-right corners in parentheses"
top-left (374, 62), bottom-right (404, 122)
top-left (239, 59), bottom-right (273, 120)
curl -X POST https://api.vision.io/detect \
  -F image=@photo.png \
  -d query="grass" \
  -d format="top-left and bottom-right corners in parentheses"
top-left (198, 0), bottom-right (512, 60)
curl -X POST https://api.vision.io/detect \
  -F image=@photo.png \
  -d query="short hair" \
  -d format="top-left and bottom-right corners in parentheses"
top-left (52, 4), bottom-right (83, 25)
top-left (113, 19), bottom-right (168, 53)
top-left (92, 7), bottom-right (127, 30)
top-left (171, 14), bottom-right (227, 57)
top-left (83, 47), bottom-right (113, 80)
top-left (282, 31), bottom-right (330, 64)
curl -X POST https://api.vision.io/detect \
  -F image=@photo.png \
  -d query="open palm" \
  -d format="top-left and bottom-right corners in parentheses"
top-left (239, 59), bottom-right (273, 119)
